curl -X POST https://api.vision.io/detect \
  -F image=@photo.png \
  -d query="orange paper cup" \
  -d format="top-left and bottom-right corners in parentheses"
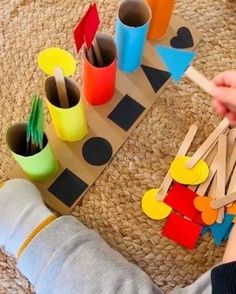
top-left (146, 0), bottom-right (175, 40)
top-left (83, 33), bottom-right (117, 105)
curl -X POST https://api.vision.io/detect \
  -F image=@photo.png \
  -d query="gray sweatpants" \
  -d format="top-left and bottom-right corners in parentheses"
top-left (17, 216), bottom-right (212, 294)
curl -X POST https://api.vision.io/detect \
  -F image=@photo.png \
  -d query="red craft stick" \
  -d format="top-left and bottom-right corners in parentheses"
top-left (164, 183), bottom-right (204, 225)
top-left (73, 3), bottom-right (100, 53)
top-left (162, 212), bottom-right (202, 249)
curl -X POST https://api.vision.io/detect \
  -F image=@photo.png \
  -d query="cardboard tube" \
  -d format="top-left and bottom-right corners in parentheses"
top-left (83, 33), bottom-right (117, 105)
top-left (115, 0), bottom-right (151, 73)
top-left (146, 0), bottom-right (175, 41)
top-left (45, 77), bottom-right (87, 142)
top-left (6, 123), bottom-right (58, 181)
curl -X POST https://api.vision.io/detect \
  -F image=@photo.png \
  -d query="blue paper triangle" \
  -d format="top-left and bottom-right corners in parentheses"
top-left (210, 214), bottom-right (234, 246)
top-left (156, 45), bottom-right (196, 82)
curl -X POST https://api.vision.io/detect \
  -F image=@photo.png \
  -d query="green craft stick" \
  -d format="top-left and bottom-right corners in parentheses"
top-left (26, 95), bottom-right (44, 154)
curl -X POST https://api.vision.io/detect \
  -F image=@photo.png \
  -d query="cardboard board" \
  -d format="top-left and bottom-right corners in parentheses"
top-left (7, 16), bottom-right (201, 214)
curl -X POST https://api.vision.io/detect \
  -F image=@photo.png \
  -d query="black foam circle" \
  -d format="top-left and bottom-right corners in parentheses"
top-left (82, 137), bottom-right (113, 166)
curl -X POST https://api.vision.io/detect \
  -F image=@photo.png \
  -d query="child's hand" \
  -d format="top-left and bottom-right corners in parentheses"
top-left (212, 70), bottom-right (236, 125)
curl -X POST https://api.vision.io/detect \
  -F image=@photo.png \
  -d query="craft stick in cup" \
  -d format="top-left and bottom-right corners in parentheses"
top-left (73, 3), bottom-right (103, 67)
top-left (54, 67), bottom-right (69, 108)
top-left (6, 123), bottom-right (58, 181)
top-left (115, 0), bottom-right (151, 73)
top-left (37, 47), bottom-right (76, 109)
top-left (45, 77), bottom-right (87, 142)
top-left (83, 33), bottom-right (117, 105)
top-left (146, 0), bottom-right (175, 40)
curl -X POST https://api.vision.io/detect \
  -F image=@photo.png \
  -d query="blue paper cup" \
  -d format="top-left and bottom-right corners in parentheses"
top-left (115, 0), bottom-right (151, 73)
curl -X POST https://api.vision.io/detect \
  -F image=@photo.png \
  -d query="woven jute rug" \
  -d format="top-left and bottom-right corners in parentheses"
top-left (0, 0), bottom-right (235, 293)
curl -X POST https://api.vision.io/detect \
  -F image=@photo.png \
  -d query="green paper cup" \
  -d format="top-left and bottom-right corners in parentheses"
top-left (6, 123), bottom-right (58, 181)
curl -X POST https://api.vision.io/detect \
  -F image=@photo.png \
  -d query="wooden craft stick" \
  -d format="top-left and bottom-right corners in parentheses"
top-left (185, 66), bottom-right (213, 95)
top-left (188, 143), bottom-right (218, 192)
top-left (216, 134), bottom-right (227, 223)
top-left (186, 118), bottom-right (229, 169)
top-left (93, 39), bottom-right (104, 67)
top-left (194, 129), bottom-right (229, 195)
top-left (157, 125), bottom-right (198, 201)
top-left (196, 148), bottom-right (218, 195)
top-left (227, 143), bottom-right (236, 183)
top-left (227, 163), bottom-right (236, 194)
top-left (54, 67), bottom-right (69, 108)
top-left (212, 191), bottom-right (236, 209)
top-left (228, 128), bottom-right (236, 154)
top-left (86, 47), bottom-right (95, 65)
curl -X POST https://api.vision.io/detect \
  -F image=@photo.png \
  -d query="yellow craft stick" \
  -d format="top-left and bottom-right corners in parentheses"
top-left (54, 67), bottom-right (69, 108)
top-left (212, 191), bottom-right (236, 209)
top-left (185, 66), bottom-right (213, 95)
top-left (186, 118), bottom-right (229, 169)
top-left (215, 134), bottom-right (227, 223)
top-left (157, 125), bottom-right (198, 201)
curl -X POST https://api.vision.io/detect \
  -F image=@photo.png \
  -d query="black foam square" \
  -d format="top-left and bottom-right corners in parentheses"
top-left (108, 95), bottom-right (145, 131)
top-left (48, 168), bottom-right (88, 207)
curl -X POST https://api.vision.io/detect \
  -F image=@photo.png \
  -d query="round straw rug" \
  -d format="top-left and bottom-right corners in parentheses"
top-left (0, 0), bottom-right (236, 292)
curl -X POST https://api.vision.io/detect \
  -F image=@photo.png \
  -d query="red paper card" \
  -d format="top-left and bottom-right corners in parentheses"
top-left (164, 183), bottom-right (204, 225)
top-left (162, 212), bottom-right (202, 249)
top-left (73, 4), bottom-right (100, 52)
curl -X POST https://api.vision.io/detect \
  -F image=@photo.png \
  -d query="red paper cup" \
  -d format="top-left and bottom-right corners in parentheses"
top-left (83, 33), bottom-right (117, 105)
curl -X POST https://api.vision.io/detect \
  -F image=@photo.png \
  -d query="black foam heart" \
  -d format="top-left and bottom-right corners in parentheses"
top-left (170, 27), bottom-right (194, 49)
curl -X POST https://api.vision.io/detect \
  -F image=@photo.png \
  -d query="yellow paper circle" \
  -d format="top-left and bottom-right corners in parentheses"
top-left (141, 188), bottom-right (172, 220)
top-left (169, 156), bottom-right (209, 185)
top-left (191, 160), bottom-right (209, 185)
top-left (37, 47), bottom-right (76, 76)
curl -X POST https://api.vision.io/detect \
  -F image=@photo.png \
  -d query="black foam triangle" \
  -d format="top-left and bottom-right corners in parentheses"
top-left (141, 65), bottom-right (170, 93)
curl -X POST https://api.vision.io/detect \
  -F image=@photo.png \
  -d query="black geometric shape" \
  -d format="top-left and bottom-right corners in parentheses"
top-left (108, 94), bottom-right (145, 131)
top-left (141, 65), bottom-right (170, 93)
top-left (48, 168), bottom-right (88, 207)
top-left (82, 137), bottom-right (113, 166)
top-left (170, 26), bottom-right (194, 49)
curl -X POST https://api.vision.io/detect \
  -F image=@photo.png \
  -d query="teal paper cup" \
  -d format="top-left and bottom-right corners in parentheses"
top-left (115, 0), bottom-right (151, 73)
top-left (6, 123), bottom-right (58, 181)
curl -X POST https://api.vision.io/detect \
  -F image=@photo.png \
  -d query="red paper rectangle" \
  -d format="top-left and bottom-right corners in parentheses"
top-left (162, 212), bottom-right (202, 249)
top-left (73, 4), bottom-right (100, 53)
top-left (164, 183), bottom-right (204, 225)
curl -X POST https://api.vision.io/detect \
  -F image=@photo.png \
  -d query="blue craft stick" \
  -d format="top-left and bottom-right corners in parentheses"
top-left (210, 214), bottom-right (235, 246)
top-left (115, 5), bottom-right (150, 73)
top-left (156, 45), bottom-right (196, 82)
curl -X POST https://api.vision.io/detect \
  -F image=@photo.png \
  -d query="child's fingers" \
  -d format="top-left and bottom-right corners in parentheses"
top-left (212, 87), bottom-right (236, 106)
top-left (212, 70), bottom-right (236, 87)
top-left (227, 112), bottom-right (236, 125)
top-left (212, 99), bottom-right (228, 116)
